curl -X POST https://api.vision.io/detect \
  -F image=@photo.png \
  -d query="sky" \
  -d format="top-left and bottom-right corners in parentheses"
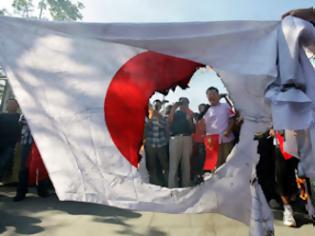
top-left (1, 0), bottom-right (314, 110)
top-left (69, 0), bottom-right (314, 22)
top-left (2, 0), bottom-right (313, 22)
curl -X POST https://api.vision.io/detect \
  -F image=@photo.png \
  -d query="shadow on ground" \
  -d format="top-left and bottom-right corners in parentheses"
top-left (0, 194), bottom-right (43, 235)
top-left (272, 209), bottom-right (314, 228)
top-left (0, 186), bottom-right (167, 236)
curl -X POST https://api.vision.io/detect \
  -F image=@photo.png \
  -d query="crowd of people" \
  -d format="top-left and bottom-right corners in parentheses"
top-left (142, 7), bottom-right (315, 227)
top-left (0, 98), bottom-right (51, 201)
top-left (255, 128), bottom-right (315, 227)
top-left (0, 6), bottom-right (314, 228)
top-left (143, 85), bottom-right (313, 227)
top-left (143, 86), bottom-right (239, 188)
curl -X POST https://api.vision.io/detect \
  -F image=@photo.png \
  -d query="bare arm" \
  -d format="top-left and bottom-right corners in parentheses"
top-left (168, 103), bottom-right (179, 124)
top-left (187, 112), bottom-right (195, 133)
top-left (224, 117), bottom-right (235, 137)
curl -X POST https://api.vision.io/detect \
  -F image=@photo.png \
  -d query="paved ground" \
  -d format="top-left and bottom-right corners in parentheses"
top-left (0, 186), bottom-right (314, 236)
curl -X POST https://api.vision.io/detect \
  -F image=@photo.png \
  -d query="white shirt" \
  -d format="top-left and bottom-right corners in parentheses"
top-left (204, 102), bottom-right (235, 144)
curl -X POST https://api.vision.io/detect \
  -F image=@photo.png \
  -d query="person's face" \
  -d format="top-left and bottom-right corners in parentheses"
top-left (179, 98), bottom-right (189, 110)
top-left (198, 104), bottom-right (206, 113)
top-left (153, 102), bottom-right (162, 112)
top-left (6, 100), bottom-right (18, 113)
top-left (207, 90), bottom-right (220, 105)
top-left (180, 102), bottom-right (189, 110)
top-left (165, 105), bottom-right (172, 115)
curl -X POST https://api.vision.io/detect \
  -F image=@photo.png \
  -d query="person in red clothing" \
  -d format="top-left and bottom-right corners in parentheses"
top-left (204, 87), bottom-right (235, 168)
top-left (270, 129), bottom-right (299, 227)
top-left (13, 115), bottom-right (51, 201)
top-left (191, 104), bottom-right (207, 184)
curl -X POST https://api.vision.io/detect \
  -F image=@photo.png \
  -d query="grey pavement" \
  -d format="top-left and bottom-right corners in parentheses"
top-left (0, 186), bottom-right (314, 236)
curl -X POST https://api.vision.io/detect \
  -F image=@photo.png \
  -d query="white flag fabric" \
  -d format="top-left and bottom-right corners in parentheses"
top-left (0, 16), bottom-right (315, 236)
top-left (265, 17), bottom-right (315, 178)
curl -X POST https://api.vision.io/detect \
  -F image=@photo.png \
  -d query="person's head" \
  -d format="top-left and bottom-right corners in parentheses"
top-left (206, 87), bottom-right (220, 106)
top-left (193, 112), bottom-right (199, 121)
top-left (165, 105), bottom-right (173, 115)
top-left (153, 99), bottom-right (162, 112)
top-left (198, 103), bottom-right (207, 113)
top-left (178, 97), bottom-right (189, 110)
top-left (6, 98), bottom-right (18, 113)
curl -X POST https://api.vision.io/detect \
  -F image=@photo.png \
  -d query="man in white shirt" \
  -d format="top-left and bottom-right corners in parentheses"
top-left (204, 87), bottom-right (235, 168)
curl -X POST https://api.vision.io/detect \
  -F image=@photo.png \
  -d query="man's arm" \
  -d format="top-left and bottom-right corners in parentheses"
top-left (162, 117), bottom-right (170, 138)
top-left (224, 117), bottom-right (235, 137)
top-left (186, 111), bottom-right (195, 133)
top-left (168, 103), bottom-right (179, 124)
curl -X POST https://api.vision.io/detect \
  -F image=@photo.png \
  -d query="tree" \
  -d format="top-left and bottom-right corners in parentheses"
top-left (38, 0), bottom-right (84, 21)
top-left (11, 0), bottom-right (84, 21)
top-left (38, 0), bottom-right (47, 19)
top-left (0, 8), bottom-right (8, 16)
top-left (12, 0), bottom-right (34, 17)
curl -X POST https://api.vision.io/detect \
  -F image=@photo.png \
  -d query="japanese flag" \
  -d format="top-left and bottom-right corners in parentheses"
top-left (0, 16), bottom-right (314, 236)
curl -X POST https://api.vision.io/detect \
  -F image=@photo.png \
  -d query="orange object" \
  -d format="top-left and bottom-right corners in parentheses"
top-left (276, 132), bottom-right (293, 160)
top-left (296, 177), bottom-right (308, 201)
top-left (28, 142), bottom-right (49, 186)
top-left (203, 134), bottom-right (219, 171)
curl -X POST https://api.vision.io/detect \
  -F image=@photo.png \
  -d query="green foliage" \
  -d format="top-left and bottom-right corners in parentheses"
top-left (0, 9), bottom-right (8, 16)
top-left (38, 0), bottom-right (47, 19)
top-left (41, 0), bottom-right (84, 21)
top-left (12, 0), bottom-right (33, 17)
top-left (12, 0), bottom-right (84, 21)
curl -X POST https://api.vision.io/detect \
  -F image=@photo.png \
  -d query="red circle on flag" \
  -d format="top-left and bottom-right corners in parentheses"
top-left (105, 51), bottom-right (202, 167)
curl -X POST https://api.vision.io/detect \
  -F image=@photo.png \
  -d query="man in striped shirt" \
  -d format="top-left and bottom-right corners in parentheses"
top-left (145, 100), bottom-right (169, 186)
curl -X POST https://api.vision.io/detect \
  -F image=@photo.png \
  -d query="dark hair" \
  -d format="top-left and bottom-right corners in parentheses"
top-left (179, 97), bottom-right (189, 104)
top-left (198, 103), bottom-right (207, 108)
top-left (206, 86), bottom-right (219, 94)
top-left (197, 104), bottom-right (211, 120)
top-left (153, 99), bottom-right (162, 104)
top-left (8, 98), bottom-right (18, 103)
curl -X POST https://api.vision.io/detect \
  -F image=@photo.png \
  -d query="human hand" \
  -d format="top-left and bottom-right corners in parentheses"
top-left (152, 110), bottom-right (161, 118)
top-left (174, 101), bottom-right (182, 107)
top-left (236, 116), bottom-right (243, 125)
top-left (223, 130), bottom-right (231, 137)
top-left (269, 129), bottom-right (275, 137)
top-left (282, 8), bottom-right (315, 22)
top-left (186, 113), bottom-right (193, 121)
